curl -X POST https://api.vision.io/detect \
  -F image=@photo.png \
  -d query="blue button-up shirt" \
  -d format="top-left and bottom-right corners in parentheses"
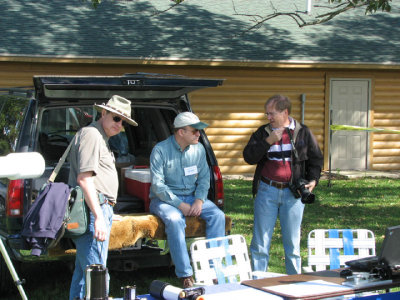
top-left (149, 135), bottom-right (210, 208)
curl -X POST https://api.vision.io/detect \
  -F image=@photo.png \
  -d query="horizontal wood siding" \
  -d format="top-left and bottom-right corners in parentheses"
top-left (189, 69), bottom-right (326, 175)
top-left (2, 60), bottom-right (400, 174)
top-left (371, 71), bottom-right (400, 170)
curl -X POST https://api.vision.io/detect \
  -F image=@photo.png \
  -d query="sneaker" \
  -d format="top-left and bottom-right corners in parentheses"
top-left (180, 276), bottom-right (194, 289)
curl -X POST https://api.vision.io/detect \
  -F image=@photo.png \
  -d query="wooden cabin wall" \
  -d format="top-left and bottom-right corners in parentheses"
top-left (371, 70), bottom-right (400, 170)
top-left (189, 68), bottom-right (326, 175)
top-left (1, 60), bottom-right (400, 174)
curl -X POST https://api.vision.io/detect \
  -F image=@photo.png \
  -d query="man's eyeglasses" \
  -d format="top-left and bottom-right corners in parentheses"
top-left (112, 115), bottom-right (127, 127)
top-left (264, 111), bottom-right (280, 117)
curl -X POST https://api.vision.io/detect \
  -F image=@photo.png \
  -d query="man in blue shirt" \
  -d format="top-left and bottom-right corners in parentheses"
top-left (149, 112), bottom-right (226, 288)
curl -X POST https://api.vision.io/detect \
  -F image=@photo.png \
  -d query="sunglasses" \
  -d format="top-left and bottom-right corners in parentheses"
top-left (184, 128), bottom-right (200, 135)
top-left (112, 115), bottom-right (128, 126)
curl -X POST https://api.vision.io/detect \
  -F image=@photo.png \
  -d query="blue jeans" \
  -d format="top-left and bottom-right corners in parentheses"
top-left (250, 181), bottom-right (304, 275)
top-left (150, 195), bottom-right (225, 278)
top-left (69, 203), bottom-right (113, 300)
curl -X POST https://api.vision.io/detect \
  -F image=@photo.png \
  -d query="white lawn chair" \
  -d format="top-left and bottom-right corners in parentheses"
top-left (190, 234), bottom-right (285, 285)
top-left (304, 229), bottom-right (376, 272)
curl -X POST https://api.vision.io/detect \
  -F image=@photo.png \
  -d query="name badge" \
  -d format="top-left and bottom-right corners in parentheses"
top-left (184, 165), bottom-right (198, 176)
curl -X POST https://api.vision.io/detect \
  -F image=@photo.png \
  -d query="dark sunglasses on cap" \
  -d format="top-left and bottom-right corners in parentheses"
top-left (112, 115), bottom-right (128, 126)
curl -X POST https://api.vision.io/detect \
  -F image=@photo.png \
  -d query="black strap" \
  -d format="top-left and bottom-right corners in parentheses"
top-left (285, 127), bottom-right (298, 160)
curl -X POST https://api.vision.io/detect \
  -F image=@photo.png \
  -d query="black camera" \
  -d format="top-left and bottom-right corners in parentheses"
top-left (289, 179), bottom-right (315, 204)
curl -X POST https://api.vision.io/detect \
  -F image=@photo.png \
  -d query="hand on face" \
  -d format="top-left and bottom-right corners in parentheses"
top-left (267, 128), bottom-right (285, 144)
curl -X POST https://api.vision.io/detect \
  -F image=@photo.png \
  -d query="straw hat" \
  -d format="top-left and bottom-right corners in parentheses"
top-left (94, 95), bottom-right (138, 126)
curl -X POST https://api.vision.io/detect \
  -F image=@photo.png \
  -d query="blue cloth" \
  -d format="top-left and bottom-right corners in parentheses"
top-left (149, 135), bottom-right (225, 278)
top-left (343, 229), bottom-right (355, 255)
top-left (69, 203), bottom-right (113, 300)
top-left (349, 291), bottom-right (400, 300)
top-left (250, 181), bottom-right (305, 275)
top-left (149, 135), bottom-right (210, 208)
top-left (329, 229), bottom-right (340, 269)
top-left (21, 182), bottom-right (70, 256)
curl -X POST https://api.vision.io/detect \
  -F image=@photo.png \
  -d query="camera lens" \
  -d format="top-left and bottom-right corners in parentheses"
top-left (301, 192), bottom-right (315, 204)
top-left (299, 183), bottom-right (315, 204)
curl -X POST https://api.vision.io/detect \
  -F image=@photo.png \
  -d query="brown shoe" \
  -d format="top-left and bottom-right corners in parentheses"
top-left (180, 276), bottom-right (194, 289)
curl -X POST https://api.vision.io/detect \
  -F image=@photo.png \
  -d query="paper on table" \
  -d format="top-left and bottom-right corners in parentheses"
top-left (197, 287), bottom-right (283, 300)
top-left (264, 280), bottom-right (353, 298)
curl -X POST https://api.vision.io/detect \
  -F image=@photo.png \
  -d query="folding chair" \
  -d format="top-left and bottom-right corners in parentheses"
top-left (190, 234), bottom-right (284, 285)
top-left (304, 229), bottom-right (376, 272)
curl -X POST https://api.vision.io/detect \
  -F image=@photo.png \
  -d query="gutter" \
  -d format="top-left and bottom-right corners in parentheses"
top-left (1, 54), bottom-right (400, 70)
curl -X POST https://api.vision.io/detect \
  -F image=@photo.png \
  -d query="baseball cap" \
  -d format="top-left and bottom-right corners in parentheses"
top-left (173, 112), bottom-right (208, 130)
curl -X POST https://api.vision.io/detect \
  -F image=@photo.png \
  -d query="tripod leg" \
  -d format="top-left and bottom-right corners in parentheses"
top-left (0, 238), bottom-right (28, 300)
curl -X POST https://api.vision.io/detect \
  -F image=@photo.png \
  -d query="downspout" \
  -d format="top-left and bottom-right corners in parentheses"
top-left (306, 0), bottom-right (312, 15)
top-left (301, 93), bottom-right (306, 124)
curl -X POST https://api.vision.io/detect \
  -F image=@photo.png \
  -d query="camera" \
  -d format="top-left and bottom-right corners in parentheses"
top-left (289, 178), bottom-right (315, 204)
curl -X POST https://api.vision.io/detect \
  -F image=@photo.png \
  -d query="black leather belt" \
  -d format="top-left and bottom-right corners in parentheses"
top-left (261, 177), bottom-right (289, 189)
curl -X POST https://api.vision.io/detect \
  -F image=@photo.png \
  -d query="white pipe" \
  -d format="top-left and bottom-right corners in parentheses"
top-left (0, 152), bottom-right (45, 179)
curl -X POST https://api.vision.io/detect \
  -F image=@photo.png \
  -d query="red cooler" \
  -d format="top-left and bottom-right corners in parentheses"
top-left (125, 167), bottom-right (151, 212)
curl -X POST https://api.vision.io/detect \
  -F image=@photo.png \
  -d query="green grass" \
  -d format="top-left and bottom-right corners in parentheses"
top-left (2, 178), bottom-right (400, 299)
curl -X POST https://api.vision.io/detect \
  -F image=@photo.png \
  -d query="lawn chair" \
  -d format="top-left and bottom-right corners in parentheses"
top-left (303, 229), bottom-right (376, 272)
top-left (190, 234), bottom-right (285, 285)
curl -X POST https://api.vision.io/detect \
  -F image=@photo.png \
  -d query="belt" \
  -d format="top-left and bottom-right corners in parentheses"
top-left (261, 177), bottom-right (289, 189)
top-left (105, 200), bottom-right (115, 207)
top-left (99, 193), bottom-right (116, 207)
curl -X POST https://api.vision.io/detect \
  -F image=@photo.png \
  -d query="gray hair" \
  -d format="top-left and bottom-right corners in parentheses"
top-left (265, 94), bottom-right (292, 114)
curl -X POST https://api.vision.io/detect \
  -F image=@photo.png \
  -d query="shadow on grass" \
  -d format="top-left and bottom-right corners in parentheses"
top-left (224, 178), bottom-right (400, 273)
top-left (3, 178), bottom-right (399, 298)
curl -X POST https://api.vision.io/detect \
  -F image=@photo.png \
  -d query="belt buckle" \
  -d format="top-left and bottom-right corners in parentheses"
top-left (271, 180), bottom-right (285, 189)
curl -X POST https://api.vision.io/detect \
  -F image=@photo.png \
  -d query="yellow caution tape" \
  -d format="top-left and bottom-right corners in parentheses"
top-left (330, 124), bottom-right (400, 134)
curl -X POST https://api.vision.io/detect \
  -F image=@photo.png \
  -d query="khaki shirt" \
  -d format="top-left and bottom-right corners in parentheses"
top-left (68, 121), bottom-right (118, 202)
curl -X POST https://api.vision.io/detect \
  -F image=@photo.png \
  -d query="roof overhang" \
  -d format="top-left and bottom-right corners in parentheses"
top-left (2, 54), bottom-right (400, 70)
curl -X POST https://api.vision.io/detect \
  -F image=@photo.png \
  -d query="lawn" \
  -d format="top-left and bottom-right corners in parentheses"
top-left (2, 177), bottom-right (400, 299)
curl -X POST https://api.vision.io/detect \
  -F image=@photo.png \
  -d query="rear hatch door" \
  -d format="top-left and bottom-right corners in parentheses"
top-left (33, 73), bottom-right (224, 104)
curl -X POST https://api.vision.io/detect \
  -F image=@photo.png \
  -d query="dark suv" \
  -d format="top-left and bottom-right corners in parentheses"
top-left (0, 73), bottom-right (225, 295)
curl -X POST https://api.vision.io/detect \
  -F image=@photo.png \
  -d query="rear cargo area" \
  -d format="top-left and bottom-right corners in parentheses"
top-left (35, 105), bottom-right (176, 215)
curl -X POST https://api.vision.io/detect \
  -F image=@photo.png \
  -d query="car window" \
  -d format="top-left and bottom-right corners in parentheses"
top-left (38, 106), bottom-right (97, 162)
top-left (40, 107), bottom-right (96, 136)
top-left (0, 95), bottom-right (29, 156)
top-left (128, 107), bottom-right (175, 165)
top-left (37, 105), bottom-right (176, 166)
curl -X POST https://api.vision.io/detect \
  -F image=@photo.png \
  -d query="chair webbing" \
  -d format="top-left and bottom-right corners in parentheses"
top-left (329, 229), bottom-right (354, 269)
top-left (209, 239), bottom-right (236, 284)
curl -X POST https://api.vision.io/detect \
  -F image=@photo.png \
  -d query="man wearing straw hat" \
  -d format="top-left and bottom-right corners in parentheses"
top-left (68, 95), bottom-right (138, 300)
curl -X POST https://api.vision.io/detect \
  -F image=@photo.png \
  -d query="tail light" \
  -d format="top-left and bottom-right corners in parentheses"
top-left (6, 179), bottom-right (24, 217)
top-left (213, 166), bottom-right (224, 207)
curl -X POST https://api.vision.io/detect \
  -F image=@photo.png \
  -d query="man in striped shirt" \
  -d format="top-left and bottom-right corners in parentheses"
top-left (243, 94), bottom-right (323, 275)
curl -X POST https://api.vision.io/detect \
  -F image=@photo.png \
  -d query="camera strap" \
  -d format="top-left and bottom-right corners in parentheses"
top-left (285, 127), bottom-right (304, 185)
top-left (285, 127), bottom-right (298, 160)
